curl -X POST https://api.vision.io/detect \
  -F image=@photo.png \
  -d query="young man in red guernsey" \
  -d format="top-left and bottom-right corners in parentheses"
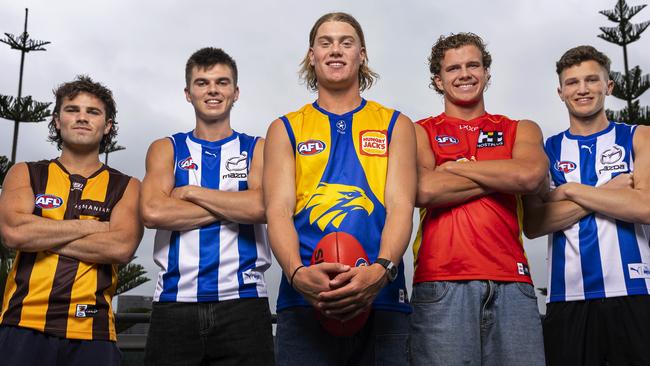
top-left (409, 33), bottom-right (548, 365)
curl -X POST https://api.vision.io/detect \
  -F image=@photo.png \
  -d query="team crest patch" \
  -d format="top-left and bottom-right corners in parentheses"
top-left (477, 130), bottom-right (504, 148)
top-left (554, 160), bottom-right (577, 173)
top-left (298, 140), bottom-right (326, 156)
top-left (305, 183), bottom-right (374, 230)
top-left (35, 194), bottom-right (63, 209)
top-left (517, 262), bottom-right (530, 276)
top-left (360, 130), bottom-right (388, 156)
top-left (178, 156), bottom-right (198, 170)
top-left (75, 304), bottom-right (98, 318)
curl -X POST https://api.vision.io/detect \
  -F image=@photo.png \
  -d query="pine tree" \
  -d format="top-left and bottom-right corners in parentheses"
top-left (116, 260), bottom-right (150, 296)
top-left (103, 141), bottom-right (126, 165)
top-left (0, 9), bottom-right (52, 163)
top-left (598, 0), bottom-right (650, 125)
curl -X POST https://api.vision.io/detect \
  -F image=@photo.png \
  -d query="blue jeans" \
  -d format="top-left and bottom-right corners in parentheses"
top-left (410, 281), bottom-right (545, 366)
top-left (275, 307), bottom-right (409, 366)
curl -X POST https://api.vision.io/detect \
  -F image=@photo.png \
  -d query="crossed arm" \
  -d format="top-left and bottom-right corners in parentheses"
top-left (140, 137), bottom-right (265, 232)
top-left (524, 126), bottom-right (650, 238)
top-left (416, 119), bottom-right (548, 209)
top-left (264, 115), bottom-right (416, 320)
top-left (0, 163), bottom-right (143, 264)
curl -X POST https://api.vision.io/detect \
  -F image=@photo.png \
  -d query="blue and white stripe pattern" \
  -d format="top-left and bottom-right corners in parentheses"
top-left (153, 131), bottom-right (271, 302)
top-left (546, 122), bottom-right (650, 303)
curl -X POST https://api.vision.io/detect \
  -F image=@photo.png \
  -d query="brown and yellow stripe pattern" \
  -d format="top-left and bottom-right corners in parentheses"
top-left (0, 159), bottom-right (130, 341)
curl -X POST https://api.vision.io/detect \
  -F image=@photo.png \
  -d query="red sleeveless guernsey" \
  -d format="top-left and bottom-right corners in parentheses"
top-left (413, 112), bottom-right (532, 284)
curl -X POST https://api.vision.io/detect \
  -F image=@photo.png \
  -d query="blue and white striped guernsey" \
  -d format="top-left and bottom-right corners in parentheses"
top-left (545, 121), bottom-right (650, 303)
top-left (153, 131), bottom-right (271, 302)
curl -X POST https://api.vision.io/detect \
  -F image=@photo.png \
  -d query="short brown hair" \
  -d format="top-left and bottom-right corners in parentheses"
top-left (299, 12), bottom-right (378, 92)
top-left (48, 75), bottom-right (117, 153)
top-left (428, 33), bottom-right (492, 94)
top-left (556, 45), bottom-right (610, 79)
top-left (185, 47), bottom-right (238, 87)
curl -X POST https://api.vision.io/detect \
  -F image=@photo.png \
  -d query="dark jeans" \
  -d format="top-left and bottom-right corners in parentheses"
top-left (275, 307), bottom-right (410, 366)
top-left (0, 325), bottom-right (121, 366)
top-left (144, 298), bottom-right (274, 366)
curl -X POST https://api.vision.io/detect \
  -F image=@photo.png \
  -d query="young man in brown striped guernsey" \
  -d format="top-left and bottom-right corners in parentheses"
top-left (0, 76), bottom-right (143, 366)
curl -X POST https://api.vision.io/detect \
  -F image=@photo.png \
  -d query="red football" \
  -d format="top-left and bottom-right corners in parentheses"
top-left (310, 231), bottom-right (371, 337)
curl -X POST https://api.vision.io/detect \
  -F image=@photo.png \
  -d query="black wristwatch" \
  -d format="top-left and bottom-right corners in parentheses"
top-left (375, 258), bottom-right (397, 282)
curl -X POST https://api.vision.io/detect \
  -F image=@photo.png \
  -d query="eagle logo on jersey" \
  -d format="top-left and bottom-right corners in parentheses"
top-left (305, 183), bottom-right (374, 231)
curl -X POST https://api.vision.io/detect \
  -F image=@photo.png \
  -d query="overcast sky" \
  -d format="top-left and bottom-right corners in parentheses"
top-left (1, 0), bottom-right (649, 312)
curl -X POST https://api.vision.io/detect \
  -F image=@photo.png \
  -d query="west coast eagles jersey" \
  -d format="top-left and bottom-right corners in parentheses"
top-left (0, 160), bottom-right (130, 341)
top-left (546, 121), bottom-right (650, 302)
top-left (277, 99), bottom-right (411, 313)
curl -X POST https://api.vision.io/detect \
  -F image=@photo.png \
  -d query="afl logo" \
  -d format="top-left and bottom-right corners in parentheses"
top-left (554, 160), bottom-right (577, 173)
top-left (435, 135), bottom-right (459, 145)
top-left (178, 156), bottom-right (198, 170)
top-left (35, 194), bottom-right (63, 209)
top-left (355, 258), bottom-right (369, 267)
top-left (298, 140), bottom-right (326, 156)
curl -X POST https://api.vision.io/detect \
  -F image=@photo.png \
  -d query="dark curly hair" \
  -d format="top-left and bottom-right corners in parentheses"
top-left (48, 75), bottom-right (117, 153)
top-left (556, 45), bottom-right (610, 80)
top-left (299, 12), bottom-right (379, 92)
top-left (428, 32), bottom-right (492, 94)
top-left (185, 47), bottom-right (238, 87)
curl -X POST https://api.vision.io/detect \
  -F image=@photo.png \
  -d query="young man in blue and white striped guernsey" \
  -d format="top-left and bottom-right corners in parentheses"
top-left (524, 45), bottom-right (650, 365)
top-left (140, 47), bottom-right (273, 366)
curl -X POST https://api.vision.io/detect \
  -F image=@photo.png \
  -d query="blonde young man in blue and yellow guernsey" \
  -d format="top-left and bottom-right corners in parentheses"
top-left (264, 12), bottom-right (416, 366)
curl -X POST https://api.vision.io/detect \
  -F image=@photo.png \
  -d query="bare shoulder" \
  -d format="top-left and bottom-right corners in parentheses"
top-left (518, 119), bottom-right (542, 131)
top-left (2, 162), bottom-right (30, 190)
top-left (516, 119), bottom-right (543, 140)
top-left (634, 124), bottom-right (650, 141)
top-left (148, 137), bottom-right (173, 154)
top-left (396, 113), bottom-right (413, 125)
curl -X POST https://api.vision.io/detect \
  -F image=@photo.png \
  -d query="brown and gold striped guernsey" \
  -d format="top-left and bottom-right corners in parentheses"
top-left (0, 159), bottom-right (130, 341)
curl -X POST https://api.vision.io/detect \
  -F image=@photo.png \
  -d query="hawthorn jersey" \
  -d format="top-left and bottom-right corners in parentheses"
top-left (0, 160), bottom-right (130, 341)
top-left (545, 122), bottom-right (650, 303)
top-left (413, 113), bottom-right (532, 284)
top-left (153, 131), bottom-right (271, 302)
top-left (277, 99), bottom-right (410, 313)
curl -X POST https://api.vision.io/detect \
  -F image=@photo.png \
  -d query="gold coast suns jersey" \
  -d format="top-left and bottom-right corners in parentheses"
top-left (0, 159), bottom-right (130, 341)
top-left (276, 99), bottom-right (410, 313)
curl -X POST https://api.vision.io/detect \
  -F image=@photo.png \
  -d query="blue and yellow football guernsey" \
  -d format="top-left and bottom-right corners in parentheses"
top-left (276, 99), bottom-right (411, 313)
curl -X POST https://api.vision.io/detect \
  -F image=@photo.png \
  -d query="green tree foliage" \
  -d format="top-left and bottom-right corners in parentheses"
top-left (599, 0), bottom-right (650, 125)
top-left (116, 260), bottom-right (150, 296)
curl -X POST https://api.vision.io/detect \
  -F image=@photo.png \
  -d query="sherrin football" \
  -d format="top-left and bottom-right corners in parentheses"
top-left (310, 231), bottom-right (371, 337)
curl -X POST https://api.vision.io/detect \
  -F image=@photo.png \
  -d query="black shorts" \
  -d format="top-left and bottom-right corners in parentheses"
top-left (543, 295), bottom-right (650, 366)
top-left (144, 297), bottom-right (274, 366)
top-left (0, 325), bottom-right (121, 366)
